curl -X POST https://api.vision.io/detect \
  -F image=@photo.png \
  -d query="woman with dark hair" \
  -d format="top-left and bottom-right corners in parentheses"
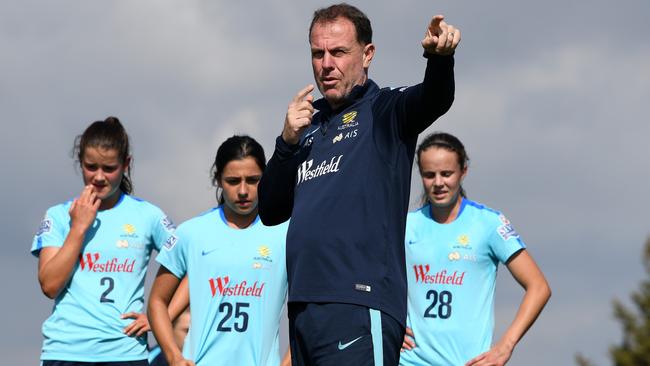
top-left (31, 117), bottom-right (176, 366)
top-left (399, 132), bottom-right (551, 366)
top-left (148, 135), bottom-right (290, 366)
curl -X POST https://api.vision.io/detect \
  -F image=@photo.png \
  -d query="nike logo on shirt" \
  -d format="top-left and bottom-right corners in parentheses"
top-left (338, 336), bottom-right (363, 350)
top-left (202, 248), bottom-right (218, 256)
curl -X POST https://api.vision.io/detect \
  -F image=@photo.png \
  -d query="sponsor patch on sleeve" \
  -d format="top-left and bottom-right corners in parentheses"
top-left (354, 283), bottom-right (372, 292)
top-left (161, 216), bottom-right (176, 231)
top-left (496, 215), bottom-right (519, 241)
top-left (163, 235), bottom-right (178, 250)
top-left (36, 218), bottom-right (52, 237)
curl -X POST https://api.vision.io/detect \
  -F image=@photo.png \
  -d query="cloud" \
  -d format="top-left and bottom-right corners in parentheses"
top-left (2, 1), bottom-right (650, 365)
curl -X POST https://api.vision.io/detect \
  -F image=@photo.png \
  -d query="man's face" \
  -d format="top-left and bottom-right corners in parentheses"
top-left (310, 17), bottom-right (374, 109)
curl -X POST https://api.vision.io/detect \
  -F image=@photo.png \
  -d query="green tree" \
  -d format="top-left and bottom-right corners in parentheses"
top-left (576, 237), bottom-right (650, 366)
top-left (575, 353), bottom-right (595, 366)
top-left (610, 237), bottom-right (650, 365)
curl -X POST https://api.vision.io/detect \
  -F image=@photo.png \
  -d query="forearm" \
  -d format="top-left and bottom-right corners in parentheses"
top-left (422, 54), bottom-right (455, 116)
top-left (497, 279), bottom-right (551, 351)
top-left (167, 276), bottom-right (189, 322)
top-left (38, 228), bottom-right (86, 298)
top-left (149, 295), bottom-right (184, 364)
top-left (258, 136), bottom-right (299, 225)
top-left (402, 55), bottom-right (455, 137)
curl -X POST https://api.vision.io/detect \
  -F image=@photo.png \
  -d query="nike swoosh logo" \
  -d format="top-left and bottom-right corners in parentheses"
top-left (338, 336), bottom-right (363, 350)
top-left (201, 248), bottom-right (218, 256)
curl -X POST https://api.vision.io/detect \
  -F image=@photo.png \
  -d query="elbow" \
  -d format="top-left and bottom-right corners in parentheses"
top-left (38, 271), bottom-right (60, 299)
top-left (40, 281), bottom-right (60, 299)
top-left (543, 281), bottom-right (552, 302)
top-left (259, 208), bottom-right (287, 226)
top-left (421, 93), bottom-right (454, 125)
top-left (437, 93), bottom-right (454, 117)
top-left (38, 272), bottom-right (59, 299)
top-left (534, 278), bottom-right (552, 305)
top-left (445, 93), bottom-right (455, 113)
top-left (258, 193), bottom-right (290, 226)
top-left (42, 290), bottom-right (57, 300)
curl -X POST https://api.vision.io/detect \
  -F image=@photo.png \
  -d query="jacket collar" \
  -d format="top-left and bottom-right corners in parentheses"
top-left (313, 79), bottom-right (379, 115)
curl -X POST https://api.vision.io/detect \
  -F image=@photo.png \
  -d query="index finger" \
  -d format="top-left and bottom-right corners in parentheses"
top-left (121, 312), bottom-right (138, 319)
top-left (293, 84), bottom-right (314, 103)
top-left (429, 14), bottom-right (445, 31)
top-left (79, 185), bottom-right (92, 200)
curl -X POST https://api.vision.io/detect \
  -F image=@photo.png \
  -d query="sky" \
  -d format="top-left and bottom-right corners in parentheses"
top-left (1, 1), bottom-right (649, 365)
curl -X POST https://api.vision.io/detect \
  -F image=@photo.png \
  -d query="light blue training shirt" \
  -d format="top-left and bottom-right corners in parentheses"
top-left (156, 206), bottom-right (288, 366)
top-left (399, 199), bottom-right (525, 366)
top-left (31, 194), bottom-right (176, 362)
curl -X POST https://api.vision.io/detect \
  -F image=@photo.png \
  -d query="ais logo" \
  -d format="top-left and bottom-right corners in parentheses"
top-left (332, 129), bottom-right (358, 144)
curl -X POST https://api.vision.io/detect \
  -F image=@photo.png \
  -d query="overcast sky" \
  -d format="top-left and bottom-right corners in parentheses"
top-left (2, 1), bottom-right (649, 365)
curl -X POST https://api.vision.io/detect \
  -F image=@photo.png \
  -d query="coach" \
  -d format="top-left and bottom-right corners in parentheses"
top-left (259, 3), bottom-right (460, 365)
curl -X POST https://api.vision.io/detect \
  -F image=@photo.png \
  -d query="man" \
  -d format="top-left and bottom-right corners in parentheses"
top-left (259, 3), bottom-right (460, 365)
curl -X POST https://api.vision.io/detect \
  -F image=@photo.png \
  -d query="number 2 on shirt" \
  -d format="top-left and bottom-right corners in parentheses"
top-left (100, 276), bottom-right (115, 303)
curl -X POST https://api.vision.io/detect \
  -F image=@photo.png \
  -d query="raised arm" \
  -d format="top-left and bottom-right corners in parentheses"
top-left (400, 15), bottom-right (460, 138)
top-left (465, 250), bottom-right (551, 366)
top-left (38, 186), bottom-right (100, 299)
top-left (259, 85), bottom-right (314, 226)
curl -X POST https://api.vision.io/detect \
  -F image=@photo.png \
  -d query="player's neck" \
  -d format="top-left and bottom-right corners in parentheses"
top-left (99, 191), bottom-right (122, 211)
top-left (430, 197), bottom-right (462, 224)
top-left (223, 206), bottom-right (258, 229)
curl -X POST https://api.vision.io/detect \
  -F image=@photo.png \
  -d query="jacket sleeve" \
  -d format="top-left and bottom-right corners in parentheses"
top-left (258, 136), bottom-right (301, 226)
top-left (399, 54), bottom-right (455, 138)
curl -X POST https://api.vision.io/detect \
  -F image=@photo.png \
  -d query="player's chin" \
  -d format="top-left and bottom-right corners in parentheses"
top-left (323, 90), bottom-right (346, 106)
top-left (94, 190), bottom-right (110, 200)
top-left (429, 196), bottom-right (453, 208)
top-left (235, 204), bottom-right (257, 216)
top-left (98, 188), bottom-right (122, 203)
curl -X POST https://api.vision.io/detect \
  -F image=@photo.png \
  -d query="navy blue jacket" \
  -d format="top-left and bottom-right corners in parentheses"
top-left (259, 54), bottom-right (455, 325)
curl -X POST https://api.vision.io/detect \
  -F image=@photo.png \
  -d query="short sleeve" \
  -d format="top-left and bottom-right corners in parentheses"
top-left (155, 224), bottom-right (187, 279)
top-left (150, 208), bottom-right (177, 252)
top-left (31, 205), bottom-right (68, 257)
top-left (489, 213), bottom-right (526, 264)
